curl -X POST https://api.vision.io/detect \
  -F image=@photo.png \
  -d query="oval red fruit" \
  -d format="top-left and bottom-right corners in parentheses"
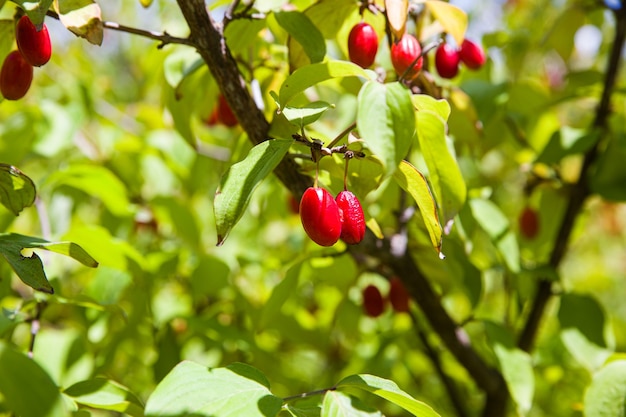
top-left (348, 22), bottom-right (378, 68)
top-left (336, 190), bottom-right (365, 245)
top-left (300, 187), bottom-right (342, 246)
top-left (390, 34), bottom-right (423, 80)
top-left (16, 15), bottom-right (52, 67)
top-left (435, 43), bottom-right (461, 79)
top-left (362, 284), bottom-right (385, 317)
top-left (0, 51), bottom-right (33, 100)
top-left (519, 206), bottom-right (539, 239)
top-left (459, 39), bottom-right (485, 70)
top-left (388, 277), bottom-right (410, 313)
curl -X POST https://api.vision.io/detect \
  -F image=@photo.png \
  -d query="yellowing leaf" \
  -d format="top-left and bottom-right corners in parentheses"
top-left (55, 0), bottom-right (104, 45)
top-left (385, 0), bottom-right (408, 40)
top-left (425, 1), bottom-right (467, 45)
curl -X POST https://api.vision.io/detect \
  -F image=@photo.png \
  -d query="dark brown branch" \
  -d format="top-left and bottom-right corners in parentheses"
top-left (517, 10), bottom-right (626, 352)
top-left (175, 0), bottom-right (312, 199)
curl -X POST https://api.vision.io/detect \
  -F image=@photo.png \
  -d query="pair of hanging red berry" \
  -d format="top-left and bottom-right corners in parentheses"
top-left (435, 39), bottom-right (485, 79)
top-left (299, 187), bottom-right (366, 246)
top-left (362, 277), bottom-right (411, 318)
top-left (348, 22), bottom-right (424, 81)
top-left (0, 15), bottom-right (52, 100)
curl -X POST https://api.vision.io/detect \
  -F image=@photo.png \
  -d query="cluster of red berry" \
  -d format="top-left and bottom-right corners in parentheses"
top-left (435, 39), bottom-right (486, 79)
top-left (348, 22), bottom-right (424, 81)
top-left (0, 15), bottom-right (52, 100)
top-left (347, 21), bottom-right (486, 82)
top-left (299, 187), bottom-right (365, 246)
top-left (362, 277), bottom-right (410, 318)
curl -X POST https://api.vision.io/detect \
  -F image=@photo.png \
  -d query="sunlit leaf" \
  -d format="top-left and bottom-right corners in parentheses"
top-left (278, 61), bottom-right (373, 106)
top-left (336, 374), bottom-right (441, 417)
top-left (214, 139), bottom-right (293, 245)
top-left (259, 262), bottom-right (302, 329)
top-left (414, 103), bottom-right (466, 228)
top-left (0, 341), bottom-right (68, 417)
top-left (276, 11), bottom-right (326, 66)
top-left (385, 0), bottom-right (408, 41)
top-left (484, 322), bottom-right (534, 416)
top-left (322, 390), bottom-right (383, 417)
top-left (63, 378), bottom-right (144, 416)
top-left (55, 0), bottom-right (104, 45)
top-left (357, 81), bottom-right (414, 178)
top-left (0, 20), bottom-right (14, 63)
top-left (393, 161), bottom-right (443, 255)
top-left (145, 361), bottom-right (282, 417)
top-left (282, 101), bottom-right (333, 128)
top-left (0, 233), bottom-right (98, 267)
top-left (425, 1), bottom-right (467, 45)
top-left (0, 164), bottom-right (36, 216)
top-left (583, 360), bottom-right (626, 417)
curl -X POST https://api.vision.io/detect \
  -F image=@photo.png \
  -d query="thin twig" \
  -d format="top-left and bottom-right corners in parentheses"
top-left (283, 387), bottom-right (335, 402)
top-left (28, 301), bottom-right (45, 359)
top-left (327, 121), bottom-right (357, 148)
top-left (45, 10), bottom-right (196, 48)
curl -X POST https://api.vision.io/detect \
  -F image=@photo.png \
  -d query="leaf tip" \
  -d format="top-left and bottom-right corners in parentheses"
top-left (216, 235), bottom-right (225, 246)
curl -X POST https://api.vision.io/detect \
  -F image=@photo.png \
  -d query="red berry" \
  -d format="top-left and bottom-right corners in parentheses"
top-left (519, 206), bottom-right (540, 239)
top-left (390, 34), bottom-right (423, 81)
top-left (336, 190), bottom-right (365, 244)
top-left (216, 94), bottom-right (238, 127)
top-left (348, 22), bottom-right (378, 68)
top-left (435, 43), bottom-right (461, 79)
top-left (362, 285), bottom-right (385, 317)
top-left (299, 187), bottom-right (342, 246)
top-left (0, 51), bottom-right (33, 101)
top-left (287, 194), bottom-right (299, 214)
top-left (16, 16), bottom-right (51, 67)
top-left (388, 277), bottom-right (410, 313)
top-left (459, 39), bottom-right (485, 70)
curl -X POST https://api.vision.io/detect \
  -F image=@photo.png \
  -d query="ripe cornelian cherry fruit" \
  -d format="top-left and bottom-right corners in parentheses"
top-left (362, 284), bottom-right (385, 318)
top-left (206, 94), bottom-right (238, 127)
top-left (336, 190), bottom-right (365, 244)
top-left (519, 206), bottom-right (540, 239)
top-left (388, 277), bottom-right (410, 313)
top-left (16, 15), bottom-right (52, 67)
top-left (459, 39), bottom-right (486, 70)
top-left (348, 22), bottom-right (378, 68)
top-left (435, 43), bottom-right (461, 79)
top-left (0, 51), bottom-right (33, 100)
top-left (390, 33), bottom-right (423, 81)
top-left (300, 187), bottom-right (342, 246)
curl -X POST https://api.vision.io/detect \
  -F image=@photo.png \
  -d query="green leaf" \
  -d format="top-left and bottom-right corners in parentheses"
top-left (425, 1), bottom-right (467, 45)
top-left (145, 361), bottom-right (282, 417)
top-left (224, 18), bottom-right (266, 54)
top-left (286, 403), bottom-right (322, 417)
top-left (583, 360), bottom-right (626, 417)
top-left (12, 0), bottom-right (54, 25)
top-left (0, 20), bottom-right (14, 65)
top-left (0, 340), bottom-right (67, 417)
top-left (484, 322), bottom-right (534, 416)
top-left (559, 293), bottom-right (606, 347)
top-left (535, 127), bottom-right (600, 165)
top-left (544, 7), bottom-right (585, 60)
top-left (282, 101), bottom-right (333, 128)
top-left (55, 0), bottom-right (104, 45)
top-left (44, 164), bottom-right (132, 217)
top-left (0, 164), bottom-right (36, 216)
top-left (393, 161), bottom-right (443, 256)
top-left (63, 378), bottom-right (144, 416)
top-left (259, 262), bottom-right (302, 330)
top-left (322, 390), bottom-right (383, 417)
top-left (214, 139), bottom-right (293, 245)
top-left (357, 81), bottom-right (415, 178)
top-left (0, 233), bottom-right (98, 293)
top-left (415, 108), bottom-right (466, 227)
top-left (0, 233), bottom-right (98, 267)
top-left (275, 11), bottom-right (326, 64)
top-left (336, 374), bottom-right (441, 417)
top-left (278, 61), bottom-right (373, 107)
top-left (412, 94), bottom-right (451, 120)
